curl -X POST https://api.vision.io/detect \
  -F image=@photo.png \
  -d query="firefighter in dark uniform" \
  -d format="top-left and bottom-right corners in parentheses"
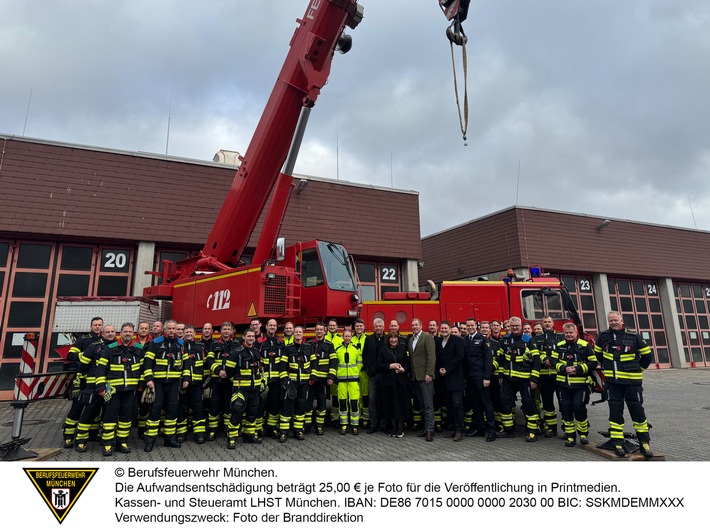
top-left (134, 323), bottom-right (153, 439)
top-left (480, 321), bottom-right (503, 430)
top-left (95, 322), bottom-right (143, 456)
top-left (307, 322), bottom-right (337, 435)
top-left (62, 316), bottom-right (103, 448)
top-left (534, 315), bottom-right (564, 437)
top-left (74, 324), bottom-right (114, 453)
top-left (595, 311), bottom-right (654, 457)
top-left (141, 319), bottom-right (186, 452)
top-left (199, 322), bottom-right (215, 419)
top-left (278, 325), bottom-right (313, 443)
top-left (463, 319), bottom-right (497, 441)
top-left (206, 321), bottom-right (237, 441)
top-left (496, 316), bottom-right (541, 442)
top-left (257, 318), bottom-right (285, 439)
top-left (178, 324), bottom-right (209, 444)
top-left (200, 322), bottom-right (215, 354)
top-left (225, 329), bottom-right (263, 448)
top-left (552, 323), bottom-right (598, 447)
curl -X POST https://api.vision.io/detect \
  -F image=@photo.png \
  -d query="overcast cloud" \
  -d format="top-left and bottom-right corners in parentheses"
top-left (1, 0), bottom-right (709, 236)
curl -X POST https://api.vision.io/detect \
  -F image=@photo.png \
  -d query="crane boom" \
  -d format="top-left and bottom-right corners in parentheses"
top-left (202, 1), bottom-right (363, 268)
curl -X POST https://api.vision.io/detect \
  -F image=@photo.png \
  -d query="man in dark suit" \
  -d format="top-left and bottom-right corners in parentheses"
top-left (408, 318), bottom-right (436, 442)
top-left (363, 318), bottom-right (387, 433)
top-left (435, 321), bottom-right (465, 441)
top-left (464, 318), bottom-right (496, 441)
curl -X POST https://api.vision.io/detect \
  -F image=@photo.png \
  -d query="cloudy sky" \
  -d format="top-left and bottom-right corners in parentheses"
top-left (1, 0), bottom-right (709, 236)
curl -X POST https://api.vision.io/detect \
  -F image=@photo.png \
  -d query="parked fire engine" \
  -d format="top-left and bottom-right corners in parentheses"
top-left (360, 267), bottom-right (580, 334)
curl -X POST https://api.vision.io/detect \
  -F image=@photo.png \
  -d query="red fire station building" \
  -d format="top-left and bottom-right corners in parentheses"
top-left (420, 206), bottom-right (710, 371)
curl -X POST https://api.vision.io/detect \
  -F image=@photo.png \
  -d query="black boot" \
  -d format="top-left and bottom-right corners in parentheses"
top-left (143, 438), bottom-right (155, 453)
top-left (244, 434), bottom-right (263, 445)
top-left (164, 436), bottom-right (181, 448)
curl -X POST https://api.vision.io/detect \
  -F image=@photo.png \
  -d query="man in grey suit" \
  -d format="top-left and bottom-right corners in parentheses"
top-left (408, 318), bottom-right (437, 442)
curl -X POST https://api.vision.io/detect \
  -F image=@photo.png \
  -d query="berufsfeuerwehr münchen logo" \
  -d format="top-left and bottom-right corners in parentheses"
top-left (24, 468), bottom-right (98, 524)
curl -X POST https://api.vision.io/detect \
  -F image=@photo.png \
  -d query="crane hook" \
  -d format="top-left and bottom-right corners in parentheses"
top-left (446, 19), bottom-right (468, 47)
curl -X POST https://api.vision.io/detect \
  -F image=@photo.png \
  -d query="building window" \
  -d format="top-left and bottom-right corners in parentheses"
top-left (559, 274), bottom-right (598, 336)
top-left (16, 243), bottom-right (51, 269)
top-left (100, 248), bottom-right (131, 273)
top-left (357, 263), bottom-right (376, 283)
top-left (608, 278), bottom-right (668, 368)
top-left (93, 246), bottom-right (132, 296)
top-left (57, 274), bottom-right (91, 297)
top-left (97, 276), bottom-right (129, 296)
top-left (7, 301), bottom-right (45, 328)
top-left (0, 242), bottom-right (9, 267)
top-left (356, 261), bottom-right (401, 300)
top-left (60, 246), bottom-right (93, 271)
top-left (12, 272), bottom-right (48, 298)
top-left (3, 333), bottom-right (24, 359)
top-left (675, 282), bottom-right (710, 367)
top-left (0, 363), bottom-right (21, 391)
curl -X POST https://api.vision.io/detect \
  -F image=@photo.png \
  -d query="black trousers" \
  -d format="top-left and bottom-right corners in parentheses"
top-left (63, 397), bottom-right (84, 438)
top-left (75, 389), bottom-right (103, 443)
top-left (539, 376), bottom-right (559, 429)
top-left (102, 389), bottom-right (137, 443)
top-left (445, 389), bottom-right (465, 433)
top-left (489, 377), bottom-right (502, 416)
top-left (281, 383), bottom-right (309, 418)
top-left (307, 381), bottom-right (329, 427)
top-left (558, 386), bottom-right (589, 433)
top-left (500, 379), bottom-right (539, 432)
top-left (367, 373), bottom-right (382, 428)
top-left (257, 381), bottom-right (282, 427)
top-left (178, 384), bottom-right (206, 435)
top-left (229, 389), bottom-right (260, 437)
top-left (146, 380), bottom-right (179, 439)
top-left (607, 382), bottom-right (650, 442)
top-left (209, 379), bottom-right (232, 432)
top-left (466, 377), bottom-right (496, 432)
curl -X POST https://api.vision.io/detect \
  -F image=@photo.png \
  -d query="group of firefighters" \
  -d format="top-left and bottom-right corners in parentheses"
top-left (61, 310), bottom-right (653, 459)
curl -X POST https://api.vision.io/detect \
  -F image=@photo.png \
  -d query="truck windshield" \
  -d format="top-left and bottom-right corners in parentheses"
top-left (318, 241), bottom-right (356, 292)
top-left (521, 289), bottom-right (565, 321)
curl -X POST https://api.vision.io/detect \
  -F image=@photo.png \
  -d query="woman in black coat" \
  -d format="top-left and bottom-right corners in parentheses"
top-left (376, 331), bottom-right (411, 437)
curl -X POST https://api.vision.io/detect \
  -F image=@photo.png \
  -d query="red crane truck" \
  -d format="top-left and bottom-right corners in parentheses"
top-left (142, 1), bottom-right (473, 328)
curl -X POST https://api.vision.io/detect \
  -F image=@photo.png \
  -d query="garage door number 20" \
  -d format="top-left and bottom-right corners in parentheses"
top-left (104, 252), bottom-right (127, 269)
